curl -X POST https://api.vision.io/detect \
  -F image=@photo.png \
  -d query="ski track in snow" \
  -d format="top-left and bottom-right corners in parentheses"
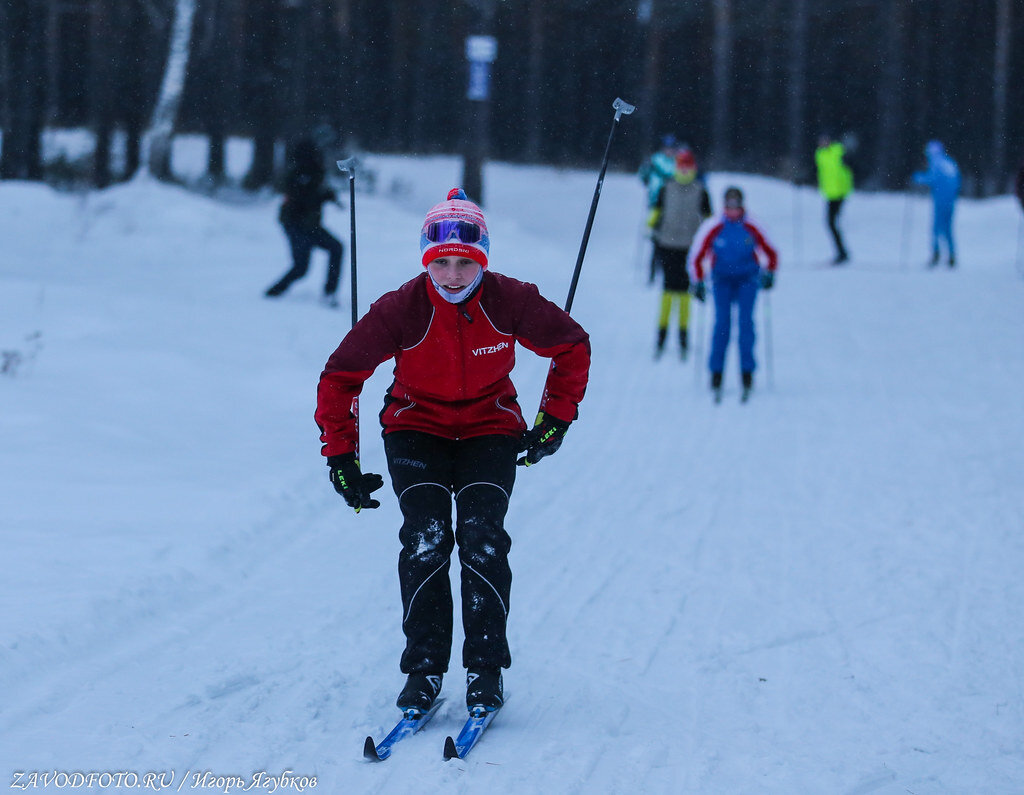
top-left (3, 141), bottom-right (1024, 792)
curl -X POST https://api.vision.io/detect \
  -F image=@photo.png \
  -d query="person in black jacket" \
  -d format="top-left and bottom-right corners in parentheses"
top-left (265, 138), bottom-right (344, 305)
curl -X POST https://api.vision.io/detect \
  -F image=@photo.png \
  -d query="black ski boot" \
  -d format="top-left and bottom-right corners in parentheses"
top-left (397, 673), bottom-right (443, 715)
top-left (679, 327), bottom-right (689, 360)
top-left (741, 371), bottom-right (753, 403)
top-left (466, 669), bottom-right (503, 713)
top-left (654, 327), bottom-right (667, 359)
top-left (711, 371), bottom-right (723, 404)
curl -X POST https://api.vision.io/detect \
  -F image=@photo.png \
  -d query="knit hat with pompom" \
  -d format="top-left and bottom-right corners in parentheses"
top-left (419, 188), bottom-right (490, 268)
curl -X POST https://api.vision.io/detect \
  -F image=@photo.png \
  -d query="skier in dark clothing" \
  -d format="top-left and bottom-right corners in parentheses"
top-left (647, 147), bottom-right (711, 359)
top-left (265, 138), bottom-right (344, 305)
top-left (315, 188), bottom-right (590, 717)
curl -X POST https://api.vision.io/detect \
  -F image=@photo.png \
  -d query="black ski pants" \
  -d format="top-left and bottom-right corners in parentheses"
top-left (383, 431), bottom-right (518, 675)
top-left (268, 224), bottom-right (343, 297)
top-left (826, 198), bottom-right (848, 260)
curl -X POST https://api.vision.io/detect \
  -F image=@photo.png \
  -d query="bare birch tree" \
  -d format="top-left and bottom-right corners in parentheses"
top-left (141, 0), bottom-right (197, 179)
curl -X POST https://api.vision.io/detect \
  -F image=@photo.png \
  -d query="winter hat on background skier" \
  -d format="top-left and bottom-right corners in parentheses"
top-left (724, 186), bottom-right (744, 219)
top-left (925, 140), bottom-right (945, 159)
top-left (675, 148), bottom-right (696, 172)
top-left (674, 148), bottom-right (697, 184)
top-left (420, 188), bottom-right (490, 268)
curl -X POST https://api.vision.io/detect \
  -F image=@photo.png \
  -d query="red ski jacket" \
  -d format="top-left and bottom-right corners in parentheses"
top-left (315, 271), bottom-right (590, 457)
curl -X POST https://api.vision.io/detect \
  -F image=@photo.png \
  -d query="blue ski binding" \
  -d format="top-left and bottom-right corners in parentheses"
top-left (363, 698), bottom-right (445, 761)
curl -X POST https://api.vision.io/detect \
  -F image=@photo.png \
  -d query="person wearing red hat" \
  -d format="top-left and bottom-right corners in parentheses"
top-left (646, 147), bottom-right (711, 360)
top-left (315, 188), bottom-right (590, 717)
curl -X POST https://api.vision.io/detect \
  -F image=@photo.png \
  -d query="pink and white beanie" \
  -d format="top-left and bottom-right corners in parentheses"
top-left (419, 188), bottom-right (490, 269)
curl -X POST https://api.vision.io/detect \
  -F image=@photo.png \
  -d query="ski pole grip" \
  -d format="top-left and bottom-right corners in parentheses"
top-left (612, 97), bottom-right (636, 122)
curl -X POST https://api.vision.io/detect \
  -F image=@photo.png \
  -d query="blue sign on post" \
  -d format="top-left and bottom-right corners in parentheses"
top-left (468, 60), bottom-right (490, 101)
top-left (465, 35), bottom-right (497, 102)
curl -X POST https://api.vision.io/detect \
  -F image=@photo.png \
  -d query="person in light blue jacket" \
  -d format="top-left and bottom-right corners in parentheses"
top-left (912, 140), bottom-right (961, 267)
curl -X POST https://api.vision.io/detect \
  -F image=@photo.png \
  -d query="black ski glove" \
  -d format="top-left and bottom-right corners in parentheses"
top-left (517, 413), bottom-right (571, 467)
top-left (327, 453), bottom-right (383, 512)
top-left (760, 270), bottom-right (775, 290)
top-left (691, 281), bottom-right (707, 302)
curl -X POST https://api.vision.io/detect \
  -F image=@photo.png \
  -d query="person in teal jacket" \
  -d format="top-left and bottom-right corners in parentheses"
top-left (815, 135), bottom-right (853, 264)
top-left (913, 140), bottom-right (961, 267)
top-left (639, 135), bottom-right (682, 282)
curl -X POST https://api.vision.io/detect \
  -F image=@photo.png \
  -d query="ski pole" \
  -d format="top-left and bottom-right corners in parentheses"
top-left (634, 215), bottom-right (652, 285)
top-left (1016, 211), bottom-right (1024, 278)
top-left (336, 157), bottom-right (360, 457)
top-left (900, 189), bottom-right (913, 270)
top-left (693, 293), bottom-right (706, 388)
top-left (563, 97), bottom-right (635, 312)
top-left (763, 290), bottom-right (774, 389)
top-left (792, 181), bottom-right (802, 269)
top-left (530, 98), bottom-right (634, 431)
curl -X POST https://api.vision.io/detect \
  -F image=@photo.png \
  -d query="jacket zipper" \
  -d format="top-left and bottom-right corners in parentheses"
top-left (456, 307), bottom-right (468, 402)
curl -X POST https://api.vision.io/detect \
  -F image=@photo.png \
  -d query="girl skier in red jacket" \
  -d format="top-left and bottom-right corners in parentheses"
top-left (315, 188), bottom-right (590, 716)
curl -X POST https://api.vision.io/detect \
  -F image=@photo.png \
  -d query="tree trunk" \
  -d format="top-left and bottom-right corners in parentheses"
top-left (991, 0), bottom-right (1011, 193)
top-left (637, 0), bottom-right (662, 155)
top-left (910, 1), bottom-right (932, 165)
top-left (244, 0), bottom-right (279, 189)
top-left (120, 0), bottom-right (148, 180)
top-left (523, 0), bottom-right (545, 161)
top-left (874, 0), bottom-right (905, 188)
top-left (279, 1), bottom-right (310, 145)
top-left (385, 0), bottom-right (412, 150)
top-left (1, 0), bottom-right (47, 180)
top-left (44, 0), bottom-right (60, 128)
top-left (710, 0), bottom-right (733, 169)
top-left (90, 0), bottom-right (116, 188)
top-left (411, 0), bottom-right (442, 152)
top-left (461, 0), bottom-right (496, 204)
top-left (204, 0), bottom-right (244, 183)
top-left (786, 0), bottom-right (808, 181)
top-left (142, 0), bottom-right (197, 180)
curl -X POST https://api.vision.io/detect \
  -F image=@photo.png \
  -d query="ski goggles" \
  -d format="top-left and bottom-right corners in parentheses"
top-left (424, 219), bottom-right (482, 244)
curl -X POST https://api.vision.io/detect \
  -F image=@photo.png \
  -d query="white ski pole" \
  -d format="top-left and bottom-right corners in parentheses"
top-left (763, 290), bottom-right (774, 389)
top-left (693, 293), bottom-right (706, 388)
top-left (900, 189), bottom-right (913, 270)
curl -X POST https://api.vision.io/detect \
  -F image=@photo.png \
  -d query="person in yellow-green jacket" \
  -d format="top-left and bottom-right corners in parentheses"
top-left (815, 134), bottom-right (853, 264)
top-left (647, 147), bottom-right (711, 359)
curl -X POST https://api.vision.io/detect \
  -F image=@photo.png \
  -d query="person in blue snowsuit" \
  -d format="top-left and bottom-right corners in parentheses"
top-left (688, 187), bottom-right (778, 400)
top-left (912, 140), bottom-right (961, 267)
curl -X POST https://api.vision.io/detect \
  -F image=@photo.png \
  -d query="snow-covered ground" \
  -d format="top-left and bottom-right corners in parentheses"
top-left (3, 135), bottom-right (1024, 793)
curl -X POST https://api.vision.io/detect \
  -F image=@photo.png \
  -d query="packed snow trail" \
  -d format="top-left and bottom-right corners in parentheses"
top-left (2, 144), bottom-right (1023, 792)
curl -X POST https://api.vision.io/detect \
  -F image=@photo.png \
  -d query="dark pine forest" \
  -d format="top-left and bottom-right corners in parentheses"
top-left (1, 0), bottom-right (1021, 196)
